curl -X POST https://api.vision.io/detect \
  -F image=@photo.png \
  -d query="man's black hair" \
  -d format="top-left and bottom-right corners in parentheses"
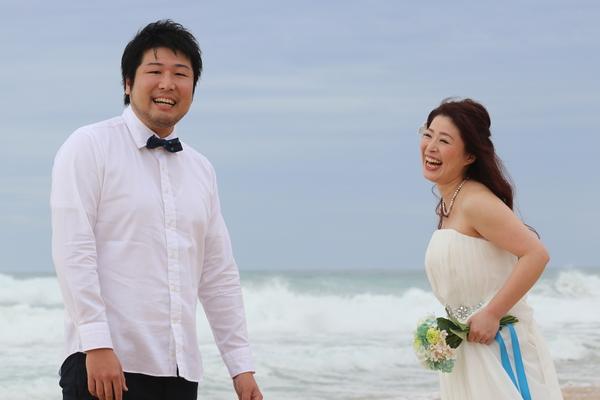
top-left (121, 20), bottom-right (202, 105)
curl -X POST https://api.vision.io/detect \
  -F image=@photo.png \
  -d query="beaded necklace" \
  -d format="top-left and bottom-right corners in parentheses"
top-left (438, 178), bottom-right (468, 217)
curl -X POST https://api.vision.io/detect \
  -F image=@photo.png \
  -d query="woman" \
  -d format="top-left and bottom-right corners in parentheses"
top-left (421, 98), bottom-right (562, 399)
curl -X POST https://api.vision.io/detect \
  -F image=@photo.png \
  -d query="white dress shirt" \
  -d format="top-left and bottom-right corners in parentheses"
top-left (51, 106), bottom-right (254, 382)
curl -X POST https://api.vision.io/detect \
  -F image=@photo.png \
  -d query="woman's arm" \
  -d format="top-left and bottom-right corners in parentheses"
top-left (461, 186), bottom-right (549, 344)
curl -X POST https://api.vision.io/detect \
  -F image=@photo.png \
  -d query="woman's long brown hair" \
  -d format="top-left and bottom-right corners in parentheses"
top-left (426, 98), bottom-right (515, 228)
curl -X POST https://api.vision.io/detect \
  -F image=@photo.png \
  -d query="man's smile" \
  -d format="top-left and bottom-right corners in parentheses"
top-left (153, 97), bottom-right (176, 106)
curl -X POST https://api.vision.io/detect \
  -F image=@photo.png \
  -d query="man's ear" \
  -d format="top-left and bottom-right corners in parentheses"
top-left (125, 79), bottom-right (132, 95)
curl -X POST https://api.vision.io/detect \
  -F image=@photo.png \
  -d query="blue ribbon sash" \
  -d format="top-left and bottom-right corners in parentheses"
top-left (495, 324), bottom-right (531, 400)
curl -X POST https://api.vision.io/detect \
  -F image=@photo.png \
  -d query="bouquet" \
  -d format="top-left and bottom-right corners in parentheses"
top-left (413, 312), bottom-right (518, 373)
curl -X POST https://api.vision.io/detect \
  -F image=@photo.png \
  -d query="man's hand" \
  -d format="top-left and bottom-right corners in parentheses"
top-left (85, 348), bottom-right (128, 400)
top-left (233, 372), bottom-right (262, 400)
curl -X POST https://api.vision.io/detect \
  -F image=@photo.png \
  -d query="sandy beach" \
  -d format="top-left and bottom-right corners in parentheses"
top-left (562, 386), bottom-right (600, 400)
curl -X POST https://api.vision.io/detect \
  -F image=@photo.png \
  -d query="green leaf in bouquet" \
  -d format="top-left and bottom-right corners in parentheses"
top-left (449, 327), bottom-right (468, 340)
top-left (445, 331), bottom-right (463, 349)
top-left (436, 317), bottom-right (466, 349)
top-left (436, 317), bottom-right (459, 333)
top-left (499, 315), bottom-right (519, 327)
top-left (449, 315), bottom-right (469, 331)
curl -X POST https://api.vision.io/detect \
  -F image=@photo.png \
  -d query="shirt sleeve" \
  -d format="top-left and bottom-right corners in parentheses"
top-left (51, 130), bottom-right (113, 351)
top-left (198, 167), bottom-right (255, 378)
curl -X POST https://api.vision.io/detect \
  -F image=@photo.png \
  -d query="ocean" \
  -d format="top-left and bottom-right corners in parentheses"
top-left (1, 267), bottom-right (599, 399)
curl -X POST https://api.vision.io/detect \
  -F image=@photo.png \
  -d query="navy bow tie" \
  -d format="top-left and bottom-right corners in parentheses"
top-left (146, 135), bottom-right (183, 153)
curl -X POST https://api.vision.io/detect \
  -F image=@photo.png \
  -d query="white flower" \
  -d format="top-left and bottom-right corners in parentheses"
top-left (427, 342), bottom-right (456, 362)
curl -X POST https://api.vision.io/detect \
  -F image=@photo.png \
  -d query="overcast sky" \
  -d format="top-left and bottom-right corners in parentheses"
top-left (1, 0), bottom-right (599, 272)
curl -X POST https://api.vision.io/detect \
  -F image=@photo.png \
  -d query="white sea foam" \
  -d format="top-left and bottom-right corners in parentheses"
top-left (237, 279), bottom-right (442, 335)
top-left (0, 268), bottom-right (599, 399)
top-left (0, 274), bottom-right (62, 307)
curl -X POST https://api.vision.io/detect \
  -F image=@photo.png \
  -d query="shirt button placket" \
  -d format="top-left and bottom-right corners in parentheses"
top-left (159, 156), bottom-right (182, 373)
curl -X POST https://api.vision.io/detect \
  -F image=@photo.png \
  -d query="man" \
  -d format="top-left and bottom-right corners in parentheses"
top-left (51, 20), bottom-right (262, 400)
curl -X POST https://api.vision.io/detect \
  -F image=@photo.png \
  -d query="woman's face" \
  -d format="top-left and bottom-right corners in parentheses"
top-left (419, 115), bottom-right (474, 185)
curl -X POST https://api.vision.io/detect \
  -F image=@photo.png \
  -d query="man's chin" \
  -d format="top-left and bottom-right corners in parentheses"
top-left (150, 115), bottom-right (183, 132)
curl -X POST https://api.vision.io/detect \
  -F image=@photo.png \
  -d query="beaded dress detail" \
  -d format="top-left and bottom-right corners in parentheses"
top-left (424, 229), bottom-right (563, 400)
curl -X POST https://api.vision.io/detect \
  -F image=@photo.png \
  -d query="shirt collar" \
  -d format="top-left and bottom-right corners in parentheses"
top-left (122, 106), bottom-right (178, 149)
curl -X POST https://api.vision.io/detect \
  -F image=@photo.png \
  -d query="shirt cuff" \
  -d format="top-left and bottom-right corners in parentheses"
top-left (222, 347), bottom-right (255, 378)
top-left (78, 321), bottom-right (113, 352)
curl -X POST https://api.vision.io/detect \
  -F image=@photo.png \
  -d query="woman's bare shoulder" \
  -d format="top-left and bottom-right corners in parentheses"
top-left (458, 180), bottom-right (504, 212)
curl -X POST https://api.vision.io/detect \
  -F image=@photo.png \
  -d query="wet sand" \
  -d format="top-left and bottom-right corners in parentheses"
top-left (562, 386), bottom-right (600, 400)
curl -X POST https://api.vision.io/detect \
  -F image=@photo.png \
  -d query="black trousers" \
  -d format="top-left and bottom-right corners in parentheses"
top-left (59, 352), bottom-right (198, 400)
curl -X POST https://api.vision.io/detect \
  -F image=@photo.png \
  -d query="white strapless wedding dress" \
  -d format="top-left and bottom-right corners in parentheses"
top-left (425, 229), bottom-right (563, 400)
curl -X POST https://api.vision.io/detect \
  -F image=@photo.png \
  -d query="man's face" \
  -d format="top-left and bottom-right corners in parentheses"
top-left (126, 47), bottom-right (194, 137)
